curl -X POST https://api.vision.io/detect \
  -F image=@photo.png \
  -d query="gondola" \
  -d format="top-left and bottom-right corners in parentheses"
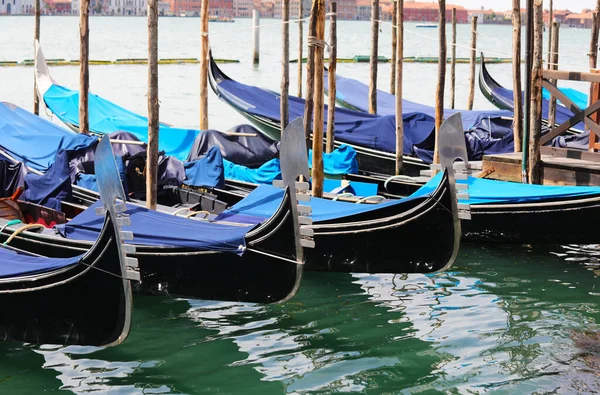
top-left (0, 135), bottom-right (137, 347)
top-left (0, 103), bottom-right (310, 304)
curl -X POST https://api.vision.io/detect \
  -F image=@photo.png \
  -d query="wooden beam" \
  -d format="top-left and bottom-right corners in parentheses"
top-left (147, 0), bottom-right (159, 210)
top-left (79, 0), bottom-right (89, 135)
top-left (199, 0), bottom-right (209, 130)
top-left (450, 8), bottom-right (456, 109)
top-left (311, 0), bottom-right (326, 197)
top-left (368, 0), bottom-right (379, 114)
top-left (252, 9), bottom-right (260, 65)
top-left (542, 145), bottom-right (600, 163)
top-left (467, 15), bottom-right (477, 110)
top-left (528, 0), bottom-right (543, 184)
top-left (546, 0), bottom-right (553, 70)
top-left (303, 1), bottom-right (318, 148)
top-left (281, 0), bottom-right (290, 131)
top-left (297, 0), bottom-right (303, 97)
top-left (395, 0), bottom-right (404, 175)
top-left (433, 0), bottom-right (446, 165)
top-left (512, 0), bottom-right (522, 152)
top-left (590, 69), bottom-right (600, 151)
top-left (390, 0), bottom-right (397, 95)
top-left (543, 69), bottom-right (600, 83)
top-left (33, 0), bottom-right (40, 115)
top-left (589, 12), bottom-right (600, 70)
top-left (326, 2), bottom-right (337, 154)
top-left (548, 22), bottom-right (559, 127)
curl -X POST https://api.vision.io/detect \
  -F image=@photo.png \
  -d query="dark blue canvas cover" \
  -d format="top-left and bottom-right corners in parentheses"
top-left (184, 146), bottom-right (226, 188)
top-left (57, 201), bottom-right (250, 254)
top-left (0, 102), bottom-right (96, 172)
top-left (23, 150), bottom-right (73, 210)
top-left (0, 246), bottom-right (81, 278)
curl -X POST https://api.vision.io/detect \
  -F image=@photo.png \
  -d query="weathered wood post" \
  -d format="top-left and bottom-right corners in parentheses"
top-left (467, 15), bottom-right (477, 110)
top-left (528, 0), bottom-right (543, 184)
top-left (450, 8), bottom-right (456, 109)
top-left (589, 12), bottom-right (599, 70)
top-left (548, 22), bottom-right (559, 127)
top-left (304, 1), bottom-right (318, 148)
top-left (512, 0), bottom-right (523, 152)
top-left (546, 0), bottom-right (553, 69)
top-left (326, 2), bottom-right (337, 154)
top-left (395, 0), bottom-right (404, 175)
top-left (252, 9), bottom-right (260, 65)
top-left (33, 0), bottom-right (40, 115)
top-left (368, 0), bottom-right (379, 114)
top-left (147, 0), bottom-right (159, 210)
top-left (522, 0), bottom-right (534, 182)
top-left (297, 0), bottom-right (304, 97)
top-left (79, 0), bottom-right (89, 134)
top-left (311, 0), bottom-right (326, 197)
top-left (281, 0), bottom-right (290, 131)
top-left (432, 0), bottom-right (446, 165)
top-left (199, 0), bottom-right (209, 130)
top-left (390, 0), bottom-right (397, 94)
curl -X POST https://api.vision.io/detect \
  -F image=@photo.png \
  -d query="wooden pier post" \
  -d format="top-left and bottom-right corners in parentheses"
top-left (589, 11), bottom-right (599, 70)
top-left (79, 0), bottom-right (89, 135)
top-left (467, 15), bottom-right (477, 111)
top-left (33, 0), bottom-right (40, 115)
top-left (281, 0), bottom-right (290, 131)
top-left (528, 0), bottom-right (543, 184)
top-left (395, 0), bottom-right (404, 175)
top-left (252, 9), bottom-right (260, 65)
top-left (450, 8), bottom-right (456, 109)
top-left (326, 2), bottom-right (337, 154)
top-left (546, 0), bottom-right (553, 69)
top-left (390, 0), bottom-right (397, 94)
top-left (368, 0), bottom-right (379, 114)
top-left (304, 1), bottom-right (318, 147)
top-left (548, 22), bottom-right (559, 127)
top-left (297, 0), bottom-right (303, 97)
top-left (522, 0), bottom-right (534, 182)
top-left (433, 0), bottom-right (446, 165)
top-left (311, 0), bottom-right (326, 197)
top-left (512, 0), bottom-right (523, 152)
top-left (199, 0), bottom-right (209, 130)
top-left (147, 0), bottom-right (159, 210)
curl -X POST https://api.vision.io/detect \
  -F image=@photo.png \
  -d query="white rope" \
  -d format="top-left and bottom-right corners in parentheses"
top-left (201, 16), bottom-right (311, 37)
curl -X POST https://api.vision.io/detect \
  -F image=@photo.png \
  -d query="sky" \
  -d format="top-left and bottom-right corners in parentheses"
top-left (446, 0), bottom-right (592, 12)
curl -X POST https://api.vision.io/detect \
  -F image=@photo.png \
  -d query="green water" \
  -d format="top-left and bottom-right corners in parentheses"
top-left (1, 244), bottom-right (598, 393)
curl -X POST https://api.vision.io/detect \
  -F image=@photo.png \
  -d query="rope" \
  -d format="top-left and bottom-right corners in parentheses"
top-left (185, 210), bottom-right (210, 219)
top-left (201, 16), bottom-right (311, 37)
top-left (308, 36), bottom-right (329, 50)
top-left (3, 224), bottom-right (46, 245)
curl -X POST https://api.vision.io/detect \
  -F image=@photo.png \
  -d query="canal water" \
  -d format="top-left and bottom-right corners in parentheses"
top-left (1, 16), bottom-right (600, 393)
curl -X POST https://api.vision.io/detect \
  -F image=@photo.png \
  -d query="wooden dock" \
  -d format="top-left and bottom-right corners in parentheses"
top-left (482, 147), bottom-right (600, 186)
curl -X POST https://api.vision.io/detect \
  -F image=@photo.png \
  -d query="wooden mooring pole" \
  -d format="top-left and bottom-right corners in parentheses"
top-left (368, 0), bottom-right (379, 114)
top-left (79, 0), bottom-right (89, 134)
top-left (297, 0), bottom-right (303, 97)
top-left (390, 0), bottom-right (397, 95)
top-left (589, 11), bottom-right (599, 70)
top-left (252, 9), bottom-right (260, 65)
top-left (467, 15), bottom-right (477, 111)
top-left (521, 0), bottom-right (534, 182)
top-left (326, 2), bottom-right (337, 154)
top-left (548, 22), bottom-right (559, 127)
top-left (303, 1), bottom-right (318, 147)
top-left (147, 0), bottom-right (159, 210)
top-left (528, 0), bottom-right (543, 184)
top-left (546, 0), bottom-right (553, 69)
top-left (311, 0), bottom-right (326, 197)
top-left (33, 0), bottom-right (40, 115)
top-left (450, 8), bottom-right (456, 109)
top-left (432, 0), bottom-right (446, 165)
top-left (199, 0), bottom-right (209, 130)
top-left (281, 0), bottom-right (289, 131)
top-left (395, 0), bottom-right (404, 175)
top-left (512, 0), bottom-right (523, 152)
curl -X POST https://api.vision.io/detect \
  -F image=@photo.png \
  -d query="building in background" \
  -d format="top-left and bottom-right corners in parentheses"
top-left (233, 0), bottom-right (253, 17)
top-left (0, 0), bottom-right (34, 14)
top-left (169, 0), bottom-right (232, 17)
top-left (566, 10), bottom-right (593, 28)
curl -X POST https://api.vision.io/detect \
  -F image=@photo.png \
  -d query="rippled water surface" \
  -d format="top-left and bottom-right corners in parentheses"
top-left (1, 16), bottom-right (600, 394)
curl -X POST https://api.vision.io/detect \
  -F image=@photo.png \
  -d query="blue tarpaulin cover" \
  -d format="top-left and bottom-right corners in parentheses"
top-left (0, 246), bottom-right (81, 278)
top-left (23, 150), bottom-right (72, 210)
top-left (184, 146), bottom-right (225, 188)
top-left (328, 71), bottom-right (513, 129)
top-left (215, 184), bottom-right (426, 224)
top-left (43, 84), bottom-right (200, 161)
top-left (57, 201), bottom-right (251, 254)
top-left (542, 87), bottom-right (588, 110)
top-left (414, 172), bottom-right (600, 204)
top-left (0, 102), bottom-right (96, 171)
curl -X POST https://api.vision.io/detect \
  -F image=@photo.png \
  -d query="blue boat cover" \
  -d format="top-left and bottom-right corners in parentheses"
top-left (184, 146), bottom-right (226, 188)
top-left (0, 102), bottom-right (96, 171)
top-left (0, 246), bottom-right (81, 278)
top-left (43, 84), bottom-right (201, 161)
top-left (328, 71), bottom-right (513, 129)
top-left (542, 87), bottom-right (588, 110)
top-left (215, 184), bottom-right (425, 224)
top-left (224, 158), bottom-right (282, 185)
top-left (23, 150), bottom-right (72, 211)
top-left (57, 201), bottom-right (251, 254)
top-left (414, 172), bottom-right (600, 204)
